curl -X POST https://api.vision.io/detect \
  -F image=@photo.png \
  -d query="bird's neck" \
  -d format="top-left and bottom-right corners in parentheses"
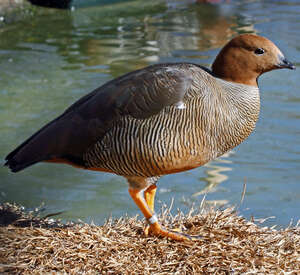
top-left (200, 79), bottom-right (261, 157)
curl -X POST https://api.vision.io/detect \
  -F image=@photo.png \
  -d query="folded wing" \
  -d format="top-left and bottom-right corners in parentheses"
top-left (5, 63), bottom-right (194, 172)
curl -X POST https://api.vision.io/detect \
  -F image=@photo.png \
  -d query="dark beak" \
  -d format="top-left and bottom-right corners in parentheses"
top-left (278, 56), bottom-right (296, 70)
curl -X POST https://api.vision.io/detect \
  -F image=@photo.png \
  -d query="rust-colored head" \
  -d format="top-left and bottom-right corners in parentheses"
top-left (212, 34), bottom-right (295, 87)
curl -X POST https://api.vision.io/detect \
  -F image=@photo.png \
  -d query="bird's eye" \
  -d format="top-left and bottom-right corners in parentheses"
top-left (254, 48), bottom-right (265, 55)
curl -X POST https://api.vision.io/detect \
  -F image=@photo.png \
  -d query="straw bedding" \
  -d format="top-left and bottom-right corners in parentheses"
top-left (0, 202), bottom-right (299, 274)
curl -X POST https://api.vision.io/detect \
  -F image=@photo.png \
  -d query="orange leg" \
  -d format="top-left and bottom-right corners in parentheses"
top-left (143, 185), bottom-right (157, 236)
top-left (128, 187), bottom-right (192, 241)
top-left (144, 184), bottom-right (157, 212)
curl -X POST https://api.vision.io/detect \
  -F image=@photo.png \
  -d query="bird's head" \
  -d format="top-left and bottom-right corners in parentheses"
top-left (212, 34), bottom-right (295, 87)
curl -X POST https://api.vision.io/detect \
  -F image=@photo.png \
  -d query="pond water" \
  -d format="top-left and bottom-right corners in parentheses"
top-left (0, 0), bottom-right (299, 227)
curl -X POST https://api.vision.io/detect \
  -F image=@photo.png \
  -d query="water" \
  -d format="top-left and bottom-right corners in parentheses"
top-left (0, 0), bottom-right (299, 227)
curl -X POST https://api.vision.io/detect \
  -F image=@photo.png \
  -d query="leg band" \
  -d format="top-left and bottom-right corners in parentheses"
top-left (148, 213), bottom-right (158, 224)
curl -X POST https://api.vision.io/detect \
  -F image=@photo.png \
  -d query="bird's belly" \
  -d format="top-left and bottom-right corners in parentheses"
top-left (84, 121), bottom-right (212, 177)
top-left (88, 146), bottom-right (208, 177)
top-left (156, 152), bottom-right (208, 175)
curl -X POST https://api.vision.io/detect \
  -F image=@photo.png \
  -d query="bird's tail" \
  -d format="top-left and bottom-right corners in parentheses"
top-left (5, 111), bottom-right (90, 172)
top-left (5, 108), bottom-right (79, 172)
top-left (4, 120), bottom-right (60, 172)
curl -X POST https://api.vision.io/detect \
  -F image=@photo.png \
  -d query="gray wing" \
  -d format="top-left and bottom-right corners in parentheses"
top-left (5, 63), bottom-right (194, 171)
top-left (69, 63), bottom-right (193, 119)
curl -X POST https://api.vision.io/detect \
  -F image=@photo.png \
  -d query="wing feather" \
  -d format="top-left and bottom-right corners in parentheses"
top-left (5, 63), bottom-right (195, 171)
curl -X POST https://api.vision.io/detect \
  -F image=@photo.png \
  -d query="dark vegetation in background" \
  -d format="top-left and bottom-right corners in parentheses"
top-left (27, 0), bottom-right (72, 9)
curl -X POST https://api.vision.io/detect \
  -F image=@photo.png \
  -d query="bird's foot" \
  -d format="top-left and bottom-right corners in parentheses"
top-left (144, 222), bottom-right (200, 241)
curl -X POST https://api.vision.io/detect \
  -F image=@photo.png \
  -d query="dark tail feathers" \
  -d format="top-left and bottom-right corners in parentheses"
top-left (4, 121), bottom-right (59, 172)
top-left (4, 114), bottom-right (67, 173)
top-left (4, 157), bottom-right (44, 173)
top-left (5, 111), bottom-right (91, 173)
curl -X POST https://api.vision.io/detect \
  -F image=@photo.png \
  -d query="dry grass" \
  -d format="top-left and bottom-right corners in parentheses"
top-left (0, 203), bottom-right (299, 274)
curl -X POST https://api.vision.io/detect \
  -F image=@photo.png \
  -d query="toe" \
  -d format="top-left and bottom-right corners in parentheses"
top-left (148, 222), bottom-right (197, 241)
